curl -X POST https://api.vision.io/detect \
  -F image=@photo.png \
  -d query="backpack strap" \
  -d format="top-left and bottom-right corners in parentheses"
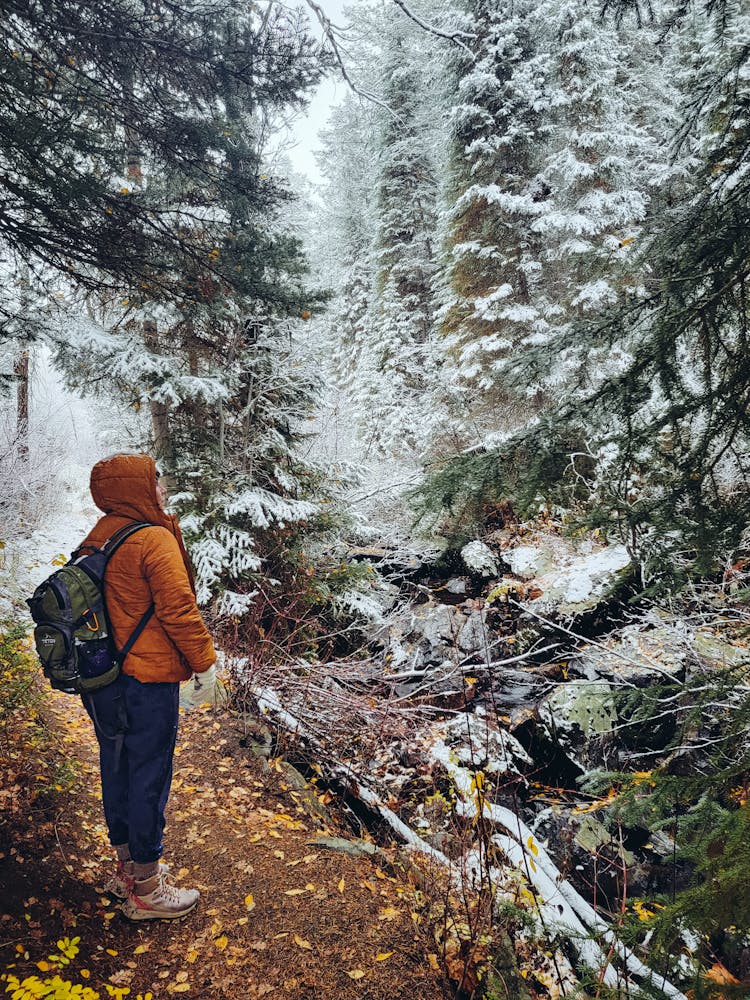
top-left (101, 521), bottom-right (156, 668)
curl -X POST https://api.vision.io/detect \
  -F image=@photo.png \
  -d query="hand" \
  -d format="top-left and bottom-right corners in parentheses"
top-left (183, 663), bottom-right (218, 707)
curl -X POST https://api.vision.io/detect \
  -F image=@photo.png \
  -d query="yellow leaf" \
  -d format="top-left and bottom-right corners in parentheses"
top-left (171, 984), bottom-right (191, 994)
top-left (347, 970), bottom-right (365, 980)
top-left (526, 835), bottom-right (539, 856)
top-left (104, 912), bottom-right (117, 921)
top-left (238, 917), bottom-right (249, 926)
top-left (176, 972), bottom-right (189, 983)
top-left (378, 906), bottom-right (399, 921)
top-left (81, 970), bottom-right (91, 979)
top-left (284, 888), bottom-right (307, 896)
top-left (338, 878), bottom-right (345, 894)
top-left (134, 945), bottom-right (150, 955)
top-left (244, 894), bottom-right (256, 911)
top-left (36, 961), bottom-right (51, 972)
top-left (375, 952), bottom-right (393, 962)
top-left (428, 953), bottom-right (440, 972)
top-left (214, 936), bottom-right (228, 951)
top-left (185, 951), bottom-right (198, 964)
top-left (293, 935), bottom-right (312, 951)
top-left (106, 948), bottom-right (118, 956)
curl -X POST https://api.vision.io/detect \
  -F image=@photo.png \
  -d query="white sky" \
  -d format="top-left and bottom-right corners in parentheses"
top-left (282, 0), bottom-right (351, 185)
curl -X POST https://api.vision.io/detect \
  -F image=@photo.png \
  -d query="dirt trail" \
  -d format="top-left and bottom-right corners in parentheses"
top-left (1, 688), bottom-right (454, 1000)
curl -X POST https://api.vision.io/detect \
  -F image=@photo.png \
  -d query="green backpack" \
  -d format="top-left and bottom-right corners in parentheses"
top-left (27, 522), bottom-right (154, 695)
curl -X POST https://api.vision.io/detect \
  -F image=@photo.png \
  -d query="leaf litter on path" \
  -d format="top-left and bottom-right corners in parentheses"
top-left (1, 691), bottom-right (453, 1000)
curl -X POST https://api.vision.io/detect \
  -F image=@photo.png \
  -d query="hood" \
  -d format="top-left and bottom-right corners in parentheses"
top-left (90, 453), bottom-right (168, 526)
top-left (90, 452), bottom-right (197, 592)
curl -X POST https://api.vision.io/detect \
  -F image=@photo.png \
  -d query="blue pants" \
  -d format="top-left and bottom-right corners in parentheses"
top-left (82, 673), bottom-right (179, 864)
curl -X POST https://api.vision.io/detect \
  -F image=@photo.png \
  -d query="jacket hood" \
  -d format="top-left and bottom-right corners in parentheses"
top-left (90, 453), bottom-right (169, 526)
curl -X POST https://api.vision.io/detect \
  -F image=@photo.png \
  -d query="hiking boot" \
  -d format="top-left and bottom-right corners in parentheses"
top-left (107, 860), bottom-right (170, 900)
top-left (121, 870), bottom-right (199, 921)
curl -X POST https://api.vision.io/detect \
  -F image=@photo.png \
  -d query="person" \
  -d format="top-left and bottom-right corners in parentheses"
top-left (79, 452), bottom-right (217, 921)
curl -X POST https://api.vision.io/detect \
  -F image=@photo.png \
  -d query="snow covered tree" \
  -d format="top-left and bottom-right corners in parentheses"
top-left (423, 0), bottom-right (750, 591)
top-left (366, 25), bottom-right (440, 455)
top-left (438, 0), bottom-right (549, 434)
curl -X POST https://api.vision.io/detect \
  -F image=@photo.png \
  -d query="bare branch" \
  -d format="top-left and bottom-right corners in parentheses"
top-left (299, 0), bottom-right (395, 114)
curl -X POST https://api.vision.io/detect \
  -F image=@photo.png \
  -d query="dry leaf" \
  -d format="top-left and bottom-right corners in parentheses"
top-left (284, 888), bottom-right (307, 896)
top-left (347, 970), bottom-right (365, 980)
top-left (293, 935), bottom-right (312, 951)
top-left (185, 950), bottom-right (198, 964)
top-left (338, 878), bottom-right (345, 894)
top-left (214, 935), bottom-right (229, 951)
top-left (375, 952), bottom-right (393, 962)
top-left (378, 906), bottom-right (399, 921)
top-left (245, 894), bottom-right (256, 911)
top-left (706, 963), bottom-right (740, 985)
top-left (428, 953), bottom-right (440, 972)
top-left (176, 971), bottom-right (189, 983)
top-left (134, 944), bottom-right (150, 955)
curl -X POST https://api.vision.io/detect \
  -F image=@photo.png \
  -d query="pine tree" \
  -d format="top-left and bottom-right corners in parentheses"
top-left (438, 0), bottom-right (549, 433)
top-left (367, 25), bottom-right (440, 456)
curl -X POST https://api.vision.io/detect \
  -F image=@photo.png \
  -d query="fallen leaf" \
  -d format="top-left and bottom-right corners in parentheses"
top-left (375, 952), bottom-right (394, 962)
top-left (185, 950), bottom-right (198, 964)
top-left (347, 970), bottom-right (365, 980)
top-left (378, 906), bottom-right (399, 921)
top-left (293, 935), bottom-right (312, 951)
top-left (244, 894), bottom-right (256, 911)
top-left (706, 963), bottom-right (740, 985)
top-left (338, 878), bottom-right (345, 894)
top-left (214, 936), bottom-right (229, 951)
top-left (428, 954), bottom-right (440, 972)
top-left (134, 944), bottom-right (150, 955)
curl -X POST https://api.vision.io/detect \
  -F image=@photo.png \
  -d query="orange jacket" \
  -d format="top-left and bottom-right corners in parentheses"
top-left (80, 453), bottom-right (216, 684)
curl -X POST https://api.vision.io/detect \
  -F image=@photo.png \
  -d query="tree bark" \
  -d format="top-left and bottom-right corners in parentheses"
top-left (14, 349), bottom-right (29, 460)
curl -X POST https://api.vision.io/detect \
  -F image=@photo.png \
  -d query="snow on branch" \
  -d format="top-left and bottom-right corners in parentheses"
top-left (300, 1), bottom-right (393, 113)
top-left (390, 0), bottom-right (476, 56)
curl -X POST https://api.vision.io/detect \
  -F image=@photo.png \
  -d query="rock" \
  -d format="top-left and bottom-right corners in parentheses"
top-left (458, 609), bottom-right (489, 654)
top-left (575, 625), bottom-right (686, 684)
top-left (306, 835), bottom-right (378, 856)
top-left (433, 708), bottom-right (533, 777)
top-left (461, 540), bottom-right (499, 577)
top-left (445, 577), bottom-right (468, 596)
top-left (539, 680), bottom-right (618, 770)
top-left (525, 543), bottom-right (632, 616)
top-left (693, 630), bottom-right (750, 668)
top-left (505, 544), bottom-right (558, 580)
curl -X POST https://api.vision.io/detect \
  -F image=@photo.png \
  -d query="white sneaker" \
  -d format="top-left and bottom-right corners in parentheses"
top-left (107, 860), bottom-right (171, 900)
top-left (121, 871), bottom-right (199, 921)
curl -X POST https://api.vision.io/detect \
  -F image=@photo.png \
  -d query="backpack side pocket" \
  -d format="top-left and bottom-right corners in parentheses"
top-left (32, 623), bottom-right (78, 692)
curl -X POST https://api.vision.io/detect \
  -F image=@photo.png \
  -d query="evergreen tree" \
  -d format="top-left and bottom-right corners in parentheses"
top-left (368, 25), bottom-right (440, 456)
top-left (438, 0), bottom-right (549, 433)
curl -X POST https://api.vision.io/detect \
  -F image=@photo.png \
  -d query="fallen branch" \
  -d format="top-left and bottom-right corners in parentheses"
top-left (432, 741), bottom-right (688, 1000)
top-left (253, 681), bottom-right (687, 1000)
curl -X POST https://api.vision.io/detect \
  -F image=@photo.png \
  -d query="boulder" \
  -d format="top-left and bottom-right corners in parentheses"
top-left (525, 544), bottom-right (632, 616)
top-left (460, 540), bottom-right (499, 577)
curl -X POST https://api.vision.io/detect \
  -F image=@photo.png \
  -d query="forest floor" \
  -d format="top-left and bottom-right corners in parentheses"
top-left (0, 656), bottom-right (455, 1000)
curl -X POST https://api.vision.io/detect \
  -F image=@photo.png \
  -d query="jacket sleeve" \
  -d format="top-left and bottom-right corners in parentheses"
top-left (140, 527), bottom-right (216, 674)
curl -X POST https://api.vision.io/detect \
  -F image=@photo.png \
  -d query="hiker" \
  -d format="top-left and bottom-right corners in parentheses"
top-left (80, 452), bottom-right (217, 920)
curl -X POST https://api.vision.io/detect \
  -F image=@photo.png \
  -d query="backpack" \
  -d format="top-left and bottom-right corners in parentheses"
top-left (27, 522), bottom-right (155, 695)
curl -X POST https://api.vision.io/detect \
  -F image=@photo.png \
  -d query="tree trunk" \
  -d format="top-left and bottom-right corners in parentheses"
top-left (143, 321), bottom-right (171, 464)
top-left (14, 349), bottom-right (29, 460)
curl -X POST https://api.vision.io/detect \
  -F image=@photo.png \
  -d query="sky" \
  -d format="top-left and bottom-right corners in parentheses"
top-left (282, 0), bottom-right (351, 185)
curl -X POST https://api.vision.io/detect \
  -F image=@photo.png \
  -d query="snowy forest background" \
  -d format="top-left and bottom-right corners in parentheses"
top-left (2, 0), bottom-right (750, 997)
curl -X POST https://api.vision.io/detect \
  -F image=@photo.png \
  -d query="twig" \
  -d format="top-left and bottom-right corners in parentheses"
top-left (390, 0), bottom-right (476, 56)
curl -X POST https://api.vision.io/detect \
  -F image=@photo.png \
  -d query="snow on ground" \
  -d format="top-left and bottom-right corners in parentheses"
top-left (0, 350), bottom-right (124, 619)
